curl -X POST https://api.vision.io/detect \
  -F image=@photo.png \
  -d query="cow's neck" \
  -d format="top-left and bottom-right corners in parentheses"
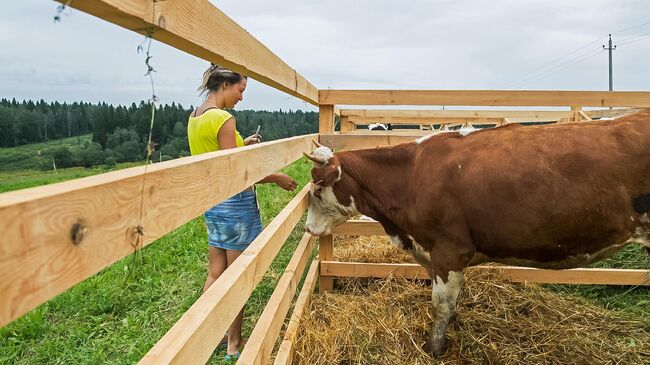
top-left (337, 145), bottom-right (415, 232)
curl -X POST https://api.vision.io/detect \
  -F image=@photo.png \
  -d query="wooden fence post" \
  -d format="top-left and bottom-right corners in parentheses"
top-left (318, 104), bottom-right (335, 292)
top-left (318, 235), bottom-right (334, 292)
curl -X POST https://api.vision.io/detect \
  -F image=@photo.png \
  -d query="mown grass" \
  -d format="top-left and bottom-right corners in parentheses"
top-left (0, 134), bottom-right (93, 172)
top-left (0, 162), bottom-right (143, 193)
top-left (0, 157), bottom-right (314, 365)
top-left (0, 153), bottom-right (648, 364)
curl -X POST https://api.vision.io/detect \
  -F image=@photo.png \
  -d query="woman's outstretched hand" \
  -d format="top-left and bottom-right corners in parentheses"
top-left (275, 173), bottom-right (298, 191)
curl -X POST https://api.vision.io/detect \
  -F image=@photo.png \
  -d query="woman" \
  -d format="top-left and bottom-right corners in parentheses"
top-left (188, 64), bottom-right (298, 360)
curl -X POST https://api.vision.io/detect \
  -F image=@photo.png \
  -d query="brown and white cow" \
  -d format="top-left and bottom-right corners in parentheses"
top-left (304, 108), bottom-right (650, 355)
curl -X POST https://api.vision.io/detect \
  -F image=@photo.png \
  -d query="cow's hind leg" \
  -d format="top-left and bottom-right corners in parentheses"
top-left (425, 269), bottom-right (465, 356)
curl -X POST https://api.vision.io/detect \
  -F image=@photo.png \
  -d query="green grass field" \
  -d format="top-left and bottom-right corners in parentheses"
top-left (0, 157), bottom-right (314, 365)
top-left (0, 134), bottom-right (93, 172)
top-left (0, 162), bottom-right (143, 193)
top-left (0, 151), bottom-right (648, 364)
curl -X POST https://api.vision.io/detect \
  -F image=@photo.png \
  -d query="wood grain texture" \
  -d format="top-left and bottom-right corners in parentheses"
top-left (320, 90), bottom-right (650, 107)
top-left (321, 262), bottom-right (650, 286)
top-left (331, 220), bottom-right (386, 235)
top-left (238, 234), bottom-right (315, 365)
top-left (340, 109), bottom-right (572, 119)
top-left (348, 116), bottom-right (508, 125)
top-left (319, 105), bottom-right (335, 134)
top-left (0, 135), bottom-right (315, 327)
top-left (58, 0), bottom-right (318, 105)
top-left (139, 186), bottom-right (309, 364)
top-left (319, 133), bottom-right (424, 151)
top-left (318, 235), bottom-right (334, 292)
top-left (273, 260), bottom-right (320, 365)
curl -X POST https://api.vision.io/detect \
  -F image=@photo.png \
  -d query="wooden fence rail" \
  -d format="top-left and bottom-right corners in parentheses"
top-left (238, 233), bottom-right (315, 365)
top-left (139, 185), bottom-right (310, 365)
top-left (321, 261), bottom-right (650, 286)
top-left (59, 0), bottom-right (318, 105)
top-left (0, 134), bottom-right (315, 328)
top-left (339, 109), bottom-right (574, 119)
top-left (320, 90), bottom-right (650, 107)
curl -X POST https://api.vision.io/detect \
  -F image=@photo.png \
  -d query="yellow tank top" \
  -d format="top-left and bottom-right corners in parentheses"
top-left (187, 109), bottom-right (245, 155)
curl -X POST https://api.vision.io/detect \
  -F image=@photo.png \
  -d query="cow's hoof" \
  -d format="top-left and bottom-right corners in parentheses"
top-left (424, 338), bottom-right (446, 357)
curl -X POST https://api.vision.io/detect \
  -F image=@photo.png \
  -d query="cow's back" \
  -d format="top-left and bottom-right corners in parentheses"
top-left (414, 109), bottom-right (650, 267)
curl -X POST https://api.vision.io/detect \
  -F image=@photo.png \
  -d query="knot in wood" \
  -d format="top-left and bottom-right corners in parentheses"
top-left (70, 220), bottom-right (88, 245)
top-left (126, 225), bottom-right (145, 248)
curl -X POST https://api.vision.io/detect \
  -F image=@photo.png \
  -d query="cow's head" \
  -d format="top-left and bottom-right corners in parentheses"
top-left (304, 141), bottom-right (358, 236)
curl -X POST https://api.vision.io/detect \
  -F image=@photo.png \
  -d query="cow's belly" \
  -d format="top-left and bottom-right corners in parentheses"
top-left (469, 240), bottom-right (633, 269)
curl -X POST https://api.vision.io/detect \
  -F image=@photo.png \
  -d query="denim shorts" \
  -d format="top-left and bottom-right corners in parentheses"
top-left (204, 190), bottom-right (264, 251)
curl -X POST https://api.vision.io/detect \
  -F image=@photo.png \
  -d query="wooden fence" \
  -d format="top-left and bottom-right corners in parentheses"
top-left (0, 1), bottom-right (648, 364)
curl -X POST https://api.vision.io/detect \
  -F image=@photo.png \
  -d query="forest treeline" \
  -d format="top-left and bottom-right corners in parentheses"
top-left (0, 98), bottom-right (318, 171)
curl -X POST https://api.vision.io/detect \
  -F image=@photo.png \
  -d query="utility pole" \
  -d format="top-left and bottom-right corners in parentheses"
top-left (602, 34), bottom-right (616, 91)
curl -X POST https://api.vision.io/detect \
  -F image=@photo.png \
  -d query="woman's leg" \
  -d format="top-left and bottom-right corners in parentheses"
top-left (203, 246), bottom-right (228, 293)
top-left (204, 246), bottom-right (229, 346)
top-left (225, 249), bottom-right (247, 355)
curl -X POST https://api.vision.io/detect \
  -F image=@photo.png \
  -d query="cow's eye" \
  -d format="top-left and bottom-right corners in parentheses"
top-left (314, 186), bottom-right (323, 198)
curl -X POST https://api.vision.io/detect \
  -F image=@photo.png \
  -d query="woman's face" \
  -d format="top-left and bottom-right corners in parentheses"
top-left (223, 78), bottom-right (247, 109)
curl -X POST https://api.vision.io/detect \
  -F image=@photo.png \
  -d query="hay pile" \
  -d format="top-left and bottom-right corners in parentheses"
top-left (334, 235), bottom-right (414, 263)
top-left (294, 237), bottom-right (650, 364)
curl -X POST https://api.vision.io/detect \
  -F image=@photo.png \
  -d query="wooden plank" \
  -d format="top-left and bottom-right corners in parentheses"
top-left (321, 261), bottom-right (650, 286)
top-left (339, 116), bottom-right (353, 132)
top-left (585, 107), bottom-right (639, 119)
top-left (348, 116), bottom-right (508, 125)
top-left (343, 130), bottom-right (432, 136)
top-left (320, 90), bottom-right (650, 107)
top-left (318, 235), bottom-right (334, 292)
top-left (487, 266), bottom-right (650, 285)
top-left (238, 234), bottom-right (315, 365)
top-left (322, 262), bottom-right (429, 280)
top-left (319, 133), bottom-right (423, 151)
top-left (319, 105), bottom-right (335, 134)
top-left (273, 260), bottom-right (320, 365)
top-left (139, 186), bottom-right (309, 365)
top-left (59, 0), bottom-right (318, 105)
top-left (339, 109), bottom-right (572, 119)
top-left (331, 220), bottom-right (386, 236)
top-left (578, 110), bottom-right (593, 121)
top-left (571, 106), bottom-right (582, 122)
top-left (0, 134), bottom-right (316, 328)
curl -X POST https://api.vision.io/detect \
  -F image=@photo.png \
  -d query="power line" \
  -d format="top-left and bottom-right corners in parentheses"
top-left (611, 20), bottom-right (650, 35)
top-left (511, 48), bottom-right (602, 89)
top-left (617, 30), bottom-right (650, 46)
top-left (505, 46), bottom-right (602, 89)
top-left (498, 37), bottom-right (606, 89)
top-left (500, 20), bottom-right (650, 89)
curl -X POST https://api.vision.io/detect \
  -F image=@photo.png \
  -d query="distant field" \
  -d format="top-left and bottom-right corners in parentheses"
top-left (0, 134), bottom-right (93, 172)
top-left (0, 162), bottom-right (141, 193)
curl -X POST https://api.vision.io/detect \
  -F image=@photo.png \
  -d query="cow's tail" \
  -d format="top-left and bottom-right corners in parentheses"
top-left (632, 194), bottom-right (650, 256)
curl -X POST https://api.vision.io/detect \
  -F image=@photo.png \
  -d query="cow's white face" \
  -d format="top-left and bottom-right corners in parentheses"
top-left (303, 145), bottom-right (358, 236)
top-left (305, 185), bottom-right (357, 236)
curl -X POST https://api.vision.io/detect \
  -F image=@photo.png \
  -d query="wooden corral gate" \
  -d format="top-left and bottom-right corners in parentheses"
top-left (1, 1), bottom-right (649, 364)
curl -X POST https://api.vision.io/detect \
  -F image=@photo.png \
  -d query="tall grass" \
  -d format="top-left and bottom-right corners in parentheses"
top-left (0, 158), bottom-right (313, 365)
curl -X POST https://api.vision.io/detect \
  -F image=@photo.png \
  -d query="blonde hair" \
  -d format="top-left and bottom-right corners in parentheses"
top-left (198, 64), bottom-right (247, 96)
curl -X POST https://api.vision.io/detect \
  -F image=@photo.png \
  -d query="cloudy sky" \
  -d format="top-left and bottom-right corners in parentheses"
top-left (1, 1), bottom-right (649, 111)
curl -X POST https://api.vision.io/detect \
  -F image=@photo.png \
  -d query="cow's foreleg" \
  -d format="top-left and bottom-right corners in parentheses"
top-left (425, 269), bottom-right (465, 355)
